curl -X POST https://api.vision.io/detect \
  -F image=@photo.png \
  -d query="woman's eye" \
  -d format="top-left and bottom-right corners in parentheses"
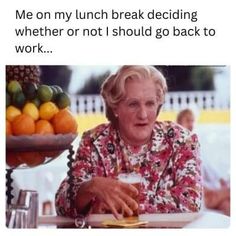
top-left (146, 101), bottom-right (155, 107)
top-left (128, 102), bottom-right (138, 107)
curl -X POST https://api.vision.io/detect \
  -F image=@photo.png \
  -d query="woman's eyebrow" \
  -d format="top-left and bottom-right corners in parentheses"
top-left (125, 98), bottom-right (138, 102)
top-left (125, 97), bottom-right (157, 102)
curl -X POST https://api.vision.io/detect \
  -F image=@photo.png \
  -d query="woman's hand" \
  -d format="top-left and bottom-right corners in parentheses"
top-left (92, 201), bottom-right (110, 214)
top-left (218, 199), bottom-right (230, 216)
top-left (204, 186), bottom-right (230, 209)
top-left (90, 177), bottom-right (139, 219)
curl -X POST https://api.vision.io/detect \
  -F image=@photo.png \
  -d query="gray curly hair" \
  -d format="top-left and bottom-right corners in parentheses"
top-left (101, 65), bottom-right (168, 125)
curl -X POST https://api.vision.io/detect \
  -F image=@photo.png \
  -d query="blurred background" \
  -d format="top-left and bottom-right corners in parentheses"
top-left (12, 65), bottom-right (230, 215)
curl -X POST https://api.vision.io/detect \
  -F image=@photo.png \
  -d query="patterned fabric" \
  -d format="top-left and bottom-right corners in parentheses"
top-left (55, 121), bottom-right (202, 218)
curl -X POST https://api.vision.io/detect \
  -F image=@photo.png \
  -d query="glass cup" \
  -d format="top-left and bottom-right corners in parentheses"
top-left (17, 190), bottom-right (38, 228)
top-left (118, 172), bottom-right (142, 217)
top-left (6, 206), bottom-right (29, 228)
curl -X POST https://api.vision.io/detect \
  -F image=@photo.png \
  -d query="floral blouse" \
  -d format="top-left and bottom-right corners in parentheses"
top-left (55, 121), bottom-right (202, 218)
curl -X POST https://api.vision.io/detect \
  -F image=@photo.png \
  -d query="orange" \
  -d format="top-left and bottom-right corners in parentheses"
top-left (40, 151), bottom-right (62, 159)
top-left (18, 152), bottom-right (45, 167)
top-left (6, 120), bottom-right (12, 136)
top-left (35, 120), bottom-right (54, 135)
top-left (6, 152), bottom-right (22, 168)
top-left (22, 103), bottom-right (39, 121)
top-left (52, 109), bottom-right (78, 134)
top-left (39, 102), bottom-right (59, 120)
top-left (6, 105), bottom-right (21, 122)
top-left (11, 114), bottom-right (35, 135)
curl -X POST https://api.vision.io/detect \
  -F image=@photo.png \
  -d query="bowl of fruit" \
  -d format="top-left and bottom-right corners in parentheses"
top-left (6, 66), bottom-right (78, 169)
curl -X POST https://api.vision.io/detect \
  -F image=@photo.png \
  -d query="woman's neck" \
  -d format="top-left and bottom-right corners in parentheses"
top-left (118, 131), bottom-right (151, 147)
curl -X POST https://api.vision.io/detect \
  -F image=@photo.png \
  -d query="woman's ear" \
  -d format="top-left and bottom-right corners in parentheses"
top-left (112, 106), bottom-right (118, 118)
top-left (156, 104), bottom-right (162, 117)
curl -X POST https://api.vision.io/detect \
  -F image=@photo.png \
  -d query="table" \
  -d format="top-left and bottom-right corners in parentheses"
top-left (38, 211), bottom-right (230, 228)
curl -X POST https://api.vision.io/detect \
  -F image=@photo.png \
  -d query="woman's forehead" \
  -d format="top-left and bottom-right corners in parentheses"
top-left (123, 79), bottom-right (158, 97)
top-left (125, 78), bottom-right (155, 90)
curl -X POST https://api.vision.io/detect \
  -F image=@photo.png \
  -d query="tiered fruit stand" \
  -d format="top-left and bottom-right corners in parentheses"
top-left (6, 65), bottom-right (78, 210)
top-left (6, 134), bottom-right (77, 206)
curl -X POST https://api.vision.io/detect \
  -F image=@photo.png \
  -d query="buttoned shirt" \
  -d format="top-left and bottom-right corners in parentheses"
top-left (55, 121), bottom-right (202, 217)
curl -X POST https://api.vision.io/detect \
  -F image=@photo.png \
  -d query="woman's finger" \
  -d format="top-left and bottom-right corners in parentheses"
top-left (105, 197), bottom-right (121, 220)
top-left (119, 181), bottom-right (139, 196)
top-left (113, 195), bottom-right (133, 217)
top-left (119, 191), bottom-right (139, 210)
top-left (94, 201), bottom-right (110, 213)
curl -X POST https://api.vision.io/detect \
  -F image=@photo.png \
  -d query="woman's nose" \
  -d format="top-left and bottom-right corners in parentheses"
top-left (137, 107), bottom-right (148, 119)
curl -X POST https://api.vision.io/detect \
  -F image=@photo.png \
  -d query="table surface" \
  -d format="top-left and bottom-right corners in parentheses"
top-left (38, 211), bottom-right (230, 228)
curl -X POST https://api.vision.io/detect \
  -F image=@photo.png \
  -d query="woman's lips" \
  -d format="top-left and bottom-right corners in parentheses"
top-left (135, 123), bottom-right (148, 127)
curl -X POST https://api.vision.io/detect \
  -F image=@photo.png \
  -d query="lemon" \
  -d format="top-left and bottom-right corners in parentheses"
top-left (22, 103), bottom-right (39, 121)
top-left (6, 105), bottom-right (21, 122)
top-left (39, 102), bottom-right (59, 120)
top-left (37, 85), bottom-right (53, 102)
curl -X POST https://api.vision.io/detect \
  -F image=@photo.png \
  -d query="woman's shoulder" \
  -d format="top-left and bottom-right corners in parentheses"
top-left (155, 121), bottom-right (198, 142)
top-left (81, 123), bottom-right (113, 140)
top-left (155, 120), bottom-right (187, 132)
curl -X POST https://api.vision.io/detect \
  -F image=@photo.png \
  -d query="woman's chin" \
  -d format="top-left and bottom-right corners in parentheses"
top-left (135, 127), bottom-right (151, 136)
top-left (131, 134), bottom-right (151, 145)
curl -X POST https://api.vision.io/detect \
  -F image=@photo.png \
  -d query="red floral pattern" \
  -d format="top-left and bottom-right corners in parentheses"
top-left (55, 121), bottom-right (202, 218)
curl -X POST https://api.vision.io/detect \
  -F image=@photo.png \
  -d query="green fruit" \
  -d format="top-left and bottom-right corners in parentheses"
top-left (55, 92), bottom-right (71, 109)
top-left (51, 86), bottom-right (58, 101)
top-left (31, 97), bottom-right (41, 108)
top-left (51, 85), bottom-right (64, 101)
top-left (23, 82), bottom-right (38, 100)
top-left (7, 80), bottom-right (22, 94)
top-left (53, 85), bottom-right (63, 93)
top-left (37, 85), bottom-right (53, 102)
top-left (12, 91), bottom-right (26, 108)
top-left (6, 92), bottom-right (11, 107)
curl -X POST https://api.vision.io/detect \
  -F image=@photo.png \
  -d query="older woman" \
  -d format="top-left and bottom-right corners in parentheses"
top-left (55, 65), bottom-right (202, 219)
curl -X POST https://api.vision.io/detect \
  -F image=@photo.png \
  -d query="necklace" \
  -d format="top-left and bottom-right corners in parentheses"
top-left (117, 132), bottom-right (151, 173)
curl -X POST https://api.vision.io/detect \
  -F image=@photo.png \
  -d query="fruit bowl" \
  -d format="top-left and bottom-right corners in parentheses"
top-left (6, 134), bottom-right (77, 169)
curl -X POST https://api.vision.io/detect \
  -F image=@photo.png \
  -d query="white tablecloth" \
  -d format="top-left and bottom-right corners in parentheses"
top-left (39, 211), bottom-right (230, 228)
top-left (184, 211), bottom-right (230, 228)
